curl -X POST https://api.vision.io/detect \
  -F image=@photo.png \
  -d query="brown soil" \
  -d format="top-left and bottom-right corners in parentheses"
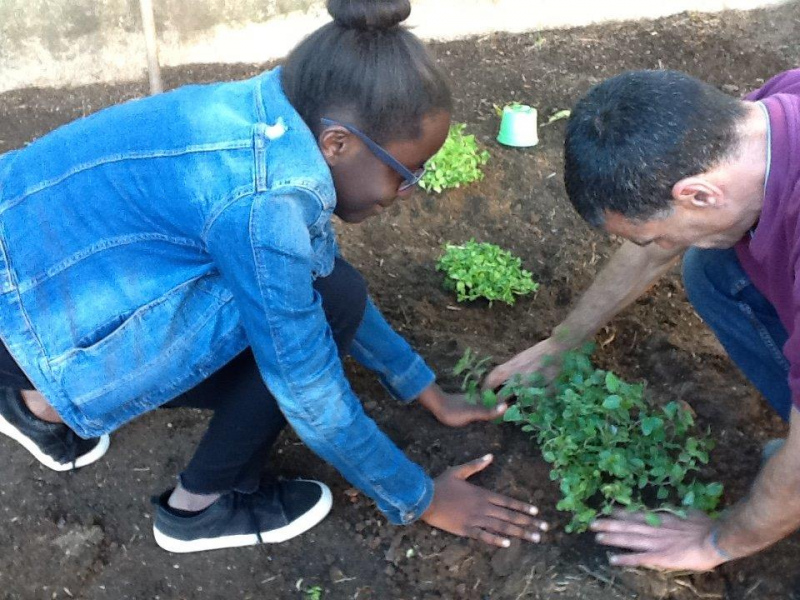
top-left (1, 3), bottom-right (800, 599)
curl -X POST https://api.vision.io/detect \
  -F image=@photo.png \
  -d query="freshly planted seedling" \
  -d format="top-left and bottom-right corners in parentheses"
top-left (544, 109), bottom-right (571, 125)
top-left (494, 345), bottom-right (722, 532)
top-left (454, 347), bottom-right (498, 408)
top-left (437, 239), bottom-right (538, 306)
top-left (419, 123), bottom-right (490, 193)
top-left (304, 585), bottom-right (323, 600)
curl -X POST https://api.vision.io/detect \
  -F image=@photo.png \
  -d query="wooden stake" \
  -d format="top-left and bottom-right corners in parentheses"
top-left (139, 0), bottom-right (163, 94)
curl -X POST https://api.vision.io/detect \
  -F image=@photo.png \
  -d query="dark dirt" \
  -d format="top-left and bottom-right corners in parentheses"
top-left (1, 3), bottom-right (800, 599)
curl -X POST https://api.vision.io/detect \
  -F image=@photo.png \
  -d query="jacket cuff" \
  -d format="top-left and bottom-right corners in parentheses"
top-left (387, 356), bottom-right (436, 404)
top-left (385, 473), bottom-right (435, 525)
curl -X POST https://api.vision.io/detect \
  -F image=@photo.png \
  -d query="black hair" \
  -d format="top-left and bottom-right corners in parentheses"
top-left (281, 0), bottom-right (452, 144)
top-left (563, 70), bottom-right (748, 226)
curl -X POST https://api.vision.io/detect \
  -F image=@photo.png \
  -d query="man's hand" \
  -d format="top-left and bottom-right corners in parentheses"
top-left (417, 383), bottom-right (506, 427)
top-left (484, 337), bottom-right (566, 391)
top-left (591, 509), bottom-right (729, 571)
top-left (421, 454), bottom-right (549, 547)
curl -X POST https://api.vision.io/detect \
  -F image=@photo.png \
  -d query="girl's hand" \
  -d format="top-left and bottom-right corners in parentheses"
top-left (417, 383), bottom-right (506, 428)
top-left (421, 454), bottom-right (548, 547)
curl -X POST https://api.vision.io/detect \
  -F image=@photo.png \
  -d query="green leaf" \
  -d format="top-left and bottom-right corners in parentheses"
top-left (602, 395), bottom-right (621, 410)
top-left (645, 513), bottom-right (662, 527)
top-left (545, 109), bottom-right (571, 124)
top-left (641, 416), bottom-right (663, 436)
top-left (605, 372), bottom-right (620, 393)
top-left (503, 405), bottom-right (523, 422)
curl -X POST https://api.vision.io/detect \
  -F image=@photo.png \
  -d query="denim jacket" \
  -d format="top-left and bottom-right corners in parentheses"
top-left (0, 68), bottom-right (435, 524)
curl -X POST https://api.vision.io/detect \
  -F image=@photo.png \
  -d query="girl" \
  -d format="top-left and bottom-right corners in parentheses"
top-left (0, 0), bottom-right (547, 553)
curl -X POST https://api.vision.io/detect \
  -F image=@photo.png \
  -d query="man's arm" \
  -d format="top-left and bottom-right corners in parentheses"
top-left (715, 405), bottom-right (800, 557)
top-left (485, 240), bottom-right (683, 388)
top-left (591, 406), bottom-right (800, 570)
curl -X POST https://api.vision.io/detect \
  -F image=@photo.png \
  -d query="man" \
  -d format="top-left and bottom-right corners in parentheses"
top-left (485, 68), bottom-right (800, 570)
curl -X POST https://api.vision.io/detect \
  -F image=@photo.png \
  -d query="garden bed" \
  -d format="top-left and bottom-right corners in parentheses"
top-left (1, 3), bottom-right (799, 598)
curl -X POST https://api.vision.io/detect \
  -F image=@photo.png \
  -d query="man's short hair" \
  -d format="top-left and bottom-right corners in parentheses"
top-left (564, 70), bottom-right (748, 226)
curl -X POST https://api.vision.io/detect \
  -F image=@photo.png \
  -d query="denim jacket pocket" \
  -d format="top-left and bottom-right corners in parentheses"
top-left (48, 274), bottom-right (231, 408)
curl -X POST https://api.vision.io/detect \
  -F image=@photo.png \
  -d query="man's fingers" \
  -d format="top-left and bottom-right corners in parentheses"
top-left (483, 365), bottom-right (509, 390)
top-left (608, 508), bottom-right (655, 523)
top-left (453, 454), bottom-right (494, 479)
top-left (607, 551), bottom-right (665, 569)
top-left (591, 518), bottom-right (661, 537)
top-left (595, 532), bottom-right (666, 552)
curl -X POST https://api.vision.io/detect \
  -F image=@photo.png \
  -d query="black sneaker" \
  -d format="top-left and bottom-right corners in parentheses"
top-left (152, 479), bottom-right (333, 553)
top-left (0, 388), bottom-right (110, 471)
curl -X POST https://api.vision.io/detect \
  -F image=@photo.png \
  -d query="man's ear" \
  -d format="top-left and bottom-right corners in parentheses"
top-left (672, 176), bottom-right (724, 209)
top-left (318, 126), bottom-right (356, 167)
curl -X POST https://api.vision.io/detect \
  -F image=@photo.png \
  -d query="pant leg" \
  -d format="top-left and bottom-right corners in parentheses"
top-left (171, 257), bottom-right (368, 494)
top-left (0, 340), bottom-right (34, 390)
top-left (682, 247), bottom-right (792, 420)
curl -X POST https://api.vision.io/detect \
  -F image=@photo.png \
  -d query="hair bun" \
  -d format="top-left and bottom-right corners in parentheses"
top-left (327, 0), bottom-right (411, 31)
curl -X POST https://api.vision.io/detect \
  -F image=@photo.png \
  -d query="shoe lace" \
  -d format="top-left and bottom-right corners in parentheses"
top-left (235, 491), bottom-right (266, 545)
top-left (63, 429), bottom-right (79, 470)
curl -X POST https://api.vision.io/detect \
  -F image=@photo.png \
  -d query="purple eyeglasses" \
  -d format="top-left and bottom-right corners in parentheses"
top-left (321, 118), bottom-right (425, 192)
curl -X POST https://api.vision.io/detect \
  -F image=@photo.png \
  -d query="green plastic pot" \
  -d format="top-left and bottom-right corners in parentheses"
top-left (497, 104), bottom-right (539, 147)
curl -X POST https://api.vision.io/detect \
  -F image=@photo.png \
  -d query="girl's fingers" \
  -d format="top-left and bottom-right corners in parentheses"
top-left (481, 517), bottom-right (541, 543)
top-left (487, 505), bottom-right (548, 530)
top-left (489, 493), bottom-right (540, 518)
top-left (469, 527), bottom-right (512, 548)
top-left (453, 454), bottom-right (493, 479)
top-left (468, 402), bottom-right (507, 421)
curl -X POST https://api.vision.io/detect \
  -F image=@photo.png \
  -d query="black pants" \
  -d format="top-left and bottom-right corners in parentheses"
top-left (1, 258), bottom-right (368, 495)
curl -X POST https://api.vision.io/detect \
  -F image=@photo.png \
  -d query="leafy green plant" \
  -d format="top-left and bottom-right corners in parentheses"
top-left (419, 123), bottom-right (490, 193)
top-left (455, 345), bottom-right (723, 533)
top-left (304, 585), bottom-right (323, 600)
top-left (436, 239), bottom-right (538, 305)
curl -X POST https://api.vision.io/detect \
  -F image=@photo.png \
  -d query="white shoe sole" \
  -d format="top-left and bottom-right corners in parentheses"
top-left (153, 480), bottom-right (333, 553)
top-left (0, 411), bottom-right (110, 472)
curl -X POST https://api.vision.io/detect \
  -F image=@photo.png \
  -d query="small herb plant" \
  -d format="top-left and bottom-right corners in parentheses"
top-left (454, 345), bottom-right (724, 532)
top-left (454, 347), bottom-right (498, 407)
top-left (304, 585), bottom-right (323, 600)
top-left (436, 239), bottom-right (538, 306)
top-left (419, 123), bottom-right (490, 193)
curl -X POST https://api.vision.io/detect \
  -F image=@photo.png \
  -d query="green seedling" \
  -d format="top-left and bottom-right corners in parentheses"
top-left (419, 123), bottom-right (490, 193)
top-left (304, 585), bottom-right (323, 600)
top-left (437, 239), bottom-right (538, 306)
top-left (496, 344), bottom-right (723, 532)
top-left (454, 347), bottom-right (497, 407)
top-left (544, 109), bottom-right (571, 125)
top-left (493, 101), bottom-right (526, 117)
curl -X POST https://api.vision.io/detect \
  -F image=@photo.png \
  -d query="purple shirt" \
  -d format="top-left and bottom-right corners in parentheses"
top-left (735, 69), bottom-right (800, 407)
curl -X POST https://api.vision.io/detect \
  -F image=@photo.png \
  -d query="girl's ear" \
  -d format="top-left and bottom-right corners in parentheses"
top-left (318, 125), bottom-right (356, 167)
